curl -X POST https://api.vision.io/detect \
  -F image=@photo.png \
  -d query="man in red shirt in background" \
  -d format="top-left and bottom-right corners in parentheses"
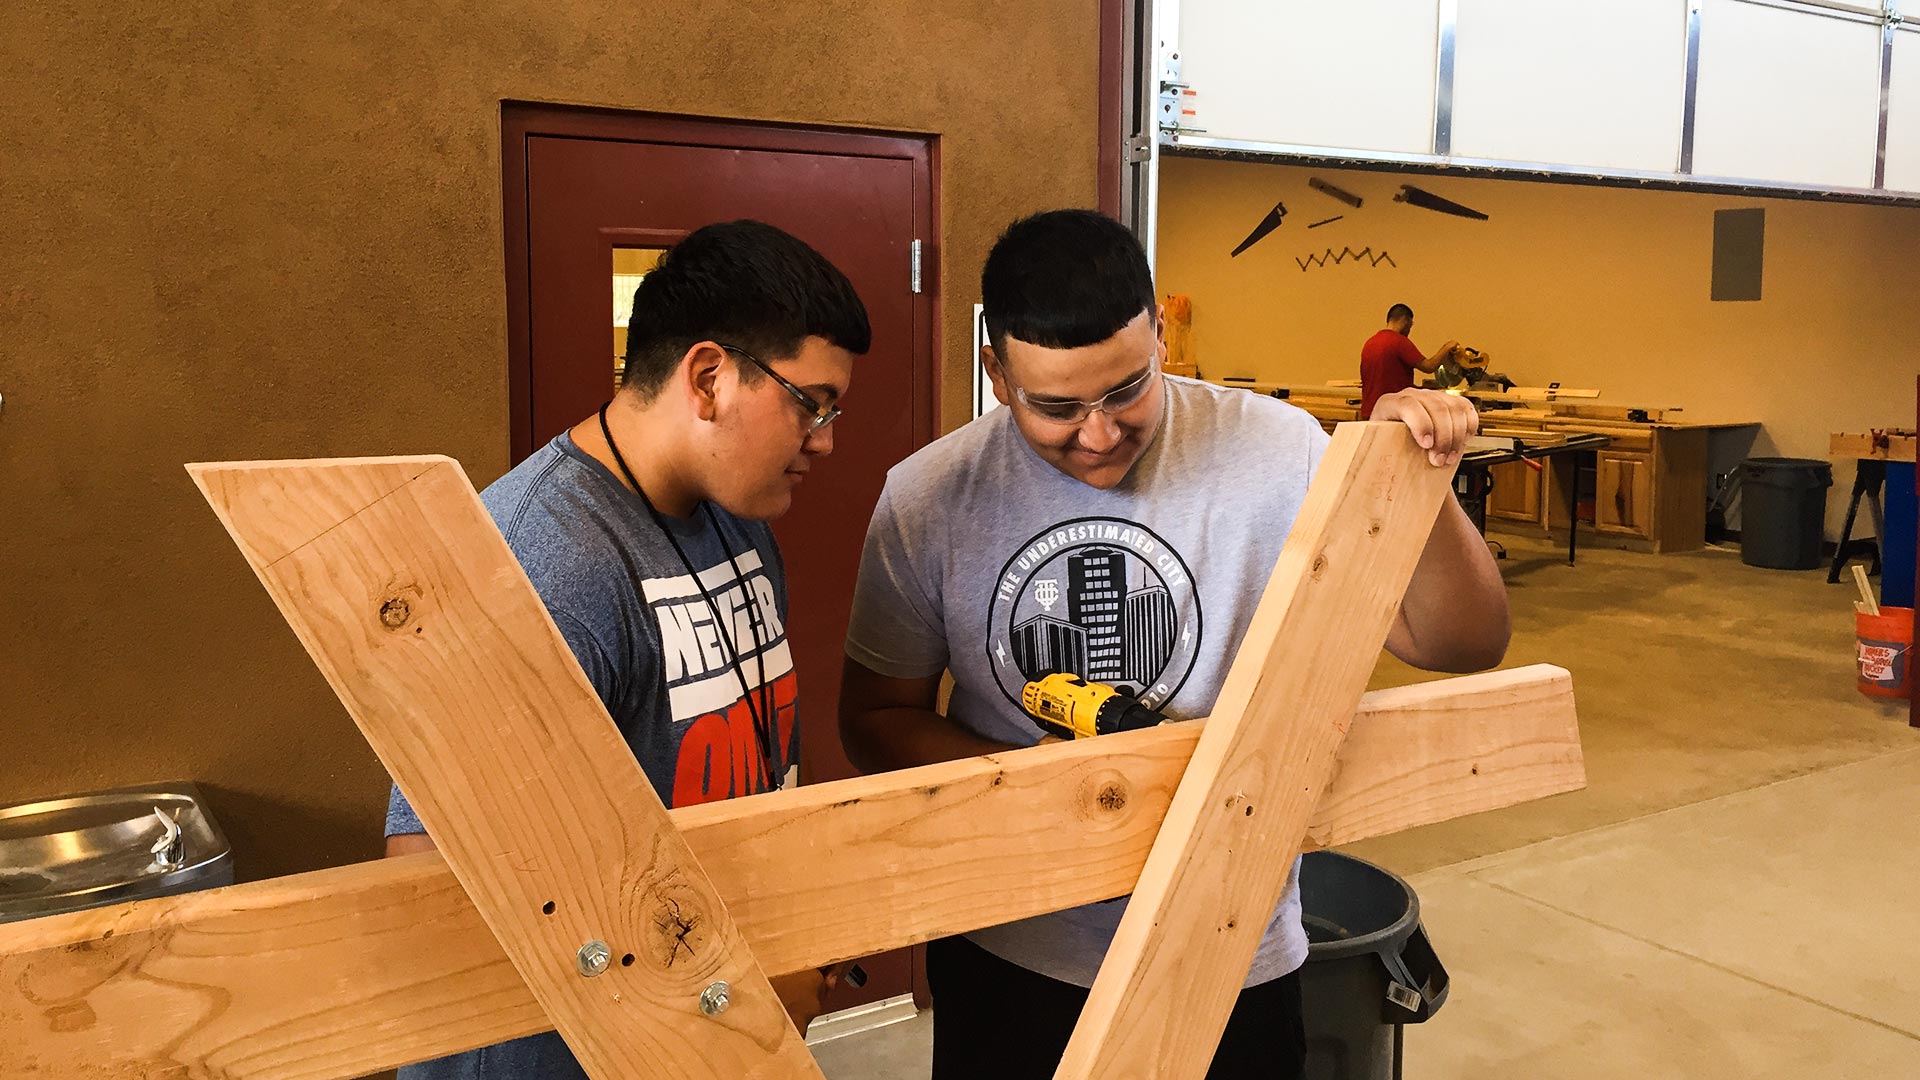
top-left (1360, 303), bottom-right (1458, 418)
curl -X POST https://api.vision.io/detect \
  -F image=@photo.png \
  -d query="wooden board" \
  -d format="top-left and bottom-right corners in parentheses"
top-left (1536, 417), bottom-right (1652, 452)
top-left (1479, 427), bottom-right (1569, 447)
top-left (189, 457), bottom-right (818, 1080)
top-left (1831, 430), bottom-right (1919, 462)
top-left (1460, 384), bottom-right (1602, 401)
top-left (1055, 422), bottom-right (1456, 1080)
top-left (1296, 401), bottom-right (1360, 426)
top-left (0, 666), bottom-right (1581, 1080)
top-left (1550, 402), bottom-right (1668, 422)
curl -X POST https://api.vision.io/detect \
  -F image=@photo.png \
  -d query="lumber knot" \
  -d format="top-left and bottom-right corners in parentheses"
top-left (652, 896), bottom-right (704, 968)
top-left (379, 596), bottom-right (413, 629)
top-left (1074, 770), bottom-right (1133, 820)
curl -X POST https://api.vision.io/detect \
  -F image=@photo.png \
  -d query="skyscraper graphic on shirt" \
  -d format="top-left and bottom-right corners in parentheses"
top-left (992, 521), bottom-right (1200, 711)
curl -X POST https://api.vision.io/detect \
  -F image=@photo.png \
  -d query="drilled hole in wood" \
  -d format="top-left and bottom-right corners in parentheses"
top-left (542, 901), bottom-right (555, 915)
top-left (1244, 805), bottom-right (1254, 816)
top-left (621, 954), bottom-right (635, 967)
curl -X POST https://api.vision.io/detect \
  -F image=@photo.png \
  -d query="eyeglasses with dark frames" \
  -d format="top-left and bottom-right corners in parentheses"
top-left (717, 344), bottom-right (841, 433)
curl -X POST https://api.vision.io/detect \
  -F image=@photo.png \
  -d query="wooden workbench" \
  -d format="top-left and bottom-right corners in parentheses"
top-left (1210, 380), bottom-right (1756, 553)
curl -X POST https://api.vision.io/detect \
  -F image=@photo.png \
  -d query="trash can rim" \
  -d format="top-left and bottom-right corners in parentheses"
top-left (1301, 850), bottom-right (1423, 962)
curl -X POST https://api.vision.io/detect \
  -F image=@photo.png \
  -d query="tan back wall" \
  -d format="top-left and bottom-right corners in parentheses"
top-left (1156, 156), bottom-right (1920, 537)
top-left (0, 3), bottom-right (1098, 882)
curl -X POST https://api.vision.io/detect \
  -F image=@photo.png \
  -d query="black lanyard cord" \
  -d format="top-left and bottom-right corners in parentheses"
top-left (597, 404), bottom-right (781, 789)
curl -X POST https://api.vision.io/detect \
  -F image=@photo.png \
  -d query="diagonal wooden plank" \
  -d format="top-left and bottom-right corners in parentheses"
top-left (1056, 422), bottom-right (1458, 1080)
top-left (190, 455), bottom-right (446, 566)
top-left (188, 457), bottom-right (820, 1080)
top-left (0, 666), bottom-right (1581, 1080)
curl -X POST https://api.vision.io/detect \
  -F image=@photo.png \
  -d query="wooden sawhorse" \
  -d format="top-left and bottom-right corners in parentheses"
top-left (0, 424), bottom-right (1584, 1080)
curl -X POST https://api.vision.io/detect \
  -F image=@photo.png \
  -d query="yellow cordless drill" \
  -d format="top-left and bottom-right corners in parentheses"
top-left (1021, 673), bottom-right (1169, 740)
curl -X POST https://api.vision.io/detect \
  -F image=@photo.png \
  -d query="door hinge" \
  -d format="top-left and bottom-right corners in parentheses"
top-left (1124, 134), bottom-right (1153, 164)
top-left (910, 239), bottom-right (923, 294)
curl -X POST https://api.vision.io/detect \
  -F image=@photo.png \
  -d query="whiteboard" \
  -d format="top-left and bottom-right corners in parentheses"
top-left (1177, 0), bottom-right (1440, 153)
top-left (1691, 0), bottom-right (1883, 188)
top-left (1886, 31), bottom-right (1920, 193)
top-left (1449, 0), bottom-right (1687, 172)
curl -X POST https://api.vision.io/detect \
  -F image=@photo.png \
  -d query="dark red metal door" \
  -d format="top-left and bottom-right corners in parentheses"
top-left (505, 105), bottom-right (937, 1011)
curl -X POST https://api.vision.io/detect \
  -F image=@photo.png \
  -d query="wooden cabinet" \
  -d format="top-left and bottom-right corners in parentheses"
top-left (1480, 420), bottom-right (1737, 554)
top-left (1594, 452), bottom-right (1654, 539)
top-left (1487, 459), bottom-right (1544, 525)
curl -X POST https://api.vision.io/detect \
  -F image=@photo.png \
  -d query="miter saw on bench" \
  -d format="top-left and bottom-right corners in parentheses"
top-left (1431, 345), bottom-right (1514, 395)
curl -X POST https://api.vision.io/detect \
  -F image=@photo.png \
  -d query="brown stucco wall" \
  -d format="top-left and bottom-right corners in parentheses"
top-left (0, 3), bottom-right (1099, 884)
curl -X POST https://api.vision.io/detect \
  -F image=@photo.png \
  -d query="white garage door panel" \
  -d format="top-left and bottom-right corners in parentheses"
top-left (1178, 0), bottom-right (1441, 154)
top-left (1451, 0), bottom-right (1687, 172)
top-left (1884, 31), bottom-right (1920, 193)
top-left (1691, 0), bottom-right (1882, 189)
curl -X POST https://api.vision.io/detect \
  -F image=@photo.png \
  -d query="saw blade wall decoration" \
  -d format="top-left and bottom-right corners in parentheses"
top-left (1230, 200), bottom-right (1288, 258)
top-left (1225, 176), bottom-right (1488, 267)
top-left (1393, 184), bottom-right (1490, 221)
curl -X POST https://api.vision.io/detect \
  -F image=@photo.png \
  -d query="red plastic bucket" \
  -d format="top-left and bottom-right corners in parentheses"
top-left (1856, 606), bottom-right (1913, 699)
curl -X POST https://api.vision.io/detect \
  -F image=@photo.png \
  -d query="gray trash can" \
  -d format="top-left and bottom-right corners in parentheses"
top-left (1299, 851), bottom-right (1448, 1080)
top-left (1738, 457), bottom-right (1832, 571)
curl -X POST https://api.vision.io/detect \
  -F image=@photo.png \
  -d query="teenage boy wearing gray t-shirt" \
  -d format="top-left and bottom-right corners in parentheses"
top-left (384, 221), bottom-right (869, 1080)
top-left (841, 210), bottom-right (1510, 1080)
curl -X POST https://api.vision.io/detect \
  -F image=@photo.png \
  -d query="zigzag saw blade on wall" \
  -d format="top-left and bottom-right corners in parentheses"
top-left (1296, 246), bottom-right (1396, 272)
top-left (1229, 200), bottom-right (1287, 257)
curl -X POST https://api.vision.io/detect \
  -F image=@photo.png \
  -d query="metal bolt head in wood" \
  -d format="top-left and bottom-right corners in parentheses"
top-left (700, 981), bottom-right (731, 1016)
top-left (576, 940), bottom-right (611, 978)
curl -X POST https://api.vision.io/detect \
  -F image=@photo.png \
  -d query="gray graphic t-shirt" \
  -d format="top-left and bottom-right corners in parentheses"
top-left (845, 375), bottom-right (1329, 987)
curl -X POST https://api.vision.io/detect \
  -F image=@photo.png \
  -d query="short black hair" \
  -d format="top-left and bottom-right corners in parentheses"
top-left (981, 210), bottom-right (1155, 355)
top-left (1386, 303), bottom-right (1414, 323)
top-left (622, 220), bottom-right (870, 398)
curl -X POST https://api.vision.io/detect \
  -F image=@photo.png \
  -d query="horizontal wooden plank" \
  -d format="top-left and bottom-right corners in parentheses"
top-left (1296, 402), bottom-right (1360, 425)
top-left (1464, 384), bottom-right (1602, 401)
top-left (0, 667), bottom-right (1580, 1080)
top-left (1480, 428), bottom-right (1568, 447)
top-left (1548, 403), bottom-right (1668, 422)
top-left (1536, 418), bottom-right (1653, 452)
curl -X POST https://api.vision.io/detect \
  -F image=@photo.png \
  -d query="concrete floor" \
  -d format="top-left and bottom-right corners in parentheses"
top-left (813, 535), bottom-right (1920, 1078)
